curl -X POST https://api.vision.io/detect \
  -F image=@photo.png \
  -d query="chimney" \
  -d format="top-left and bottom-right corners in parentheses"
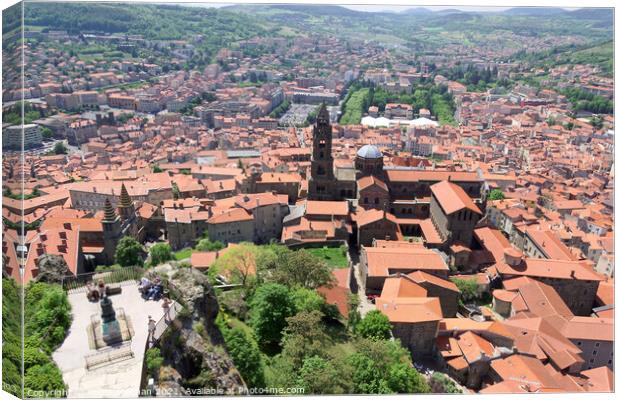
top-left (570, 270), bottom-right (576, 279)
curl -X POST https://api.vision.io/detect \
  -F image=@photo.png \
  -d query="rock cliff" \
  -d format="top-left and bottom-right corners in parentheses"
top-left (150, 265), bottom-right (246, 396)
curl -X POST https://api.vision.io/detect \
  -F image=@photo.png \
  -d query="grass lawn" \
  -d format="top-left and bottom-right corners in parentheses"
top-left (305, 246), bottom-right (349, 269)
top-left (174, 248), bottom-right (194, 261)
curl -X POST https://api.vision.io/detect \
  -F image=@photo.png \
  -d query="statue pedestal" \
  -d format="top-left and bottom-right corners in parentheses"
top-left (87, 297), bottom-right (133, 350)
top-left (101, 319), bottom-right (123, 345)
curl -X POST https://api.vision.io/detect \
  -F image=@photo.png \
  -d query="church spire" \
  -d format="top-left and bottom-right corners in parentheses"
top-left (119, 183), bottom-right (132, 208)
top-left (103, 198), bottom-right (117, 222)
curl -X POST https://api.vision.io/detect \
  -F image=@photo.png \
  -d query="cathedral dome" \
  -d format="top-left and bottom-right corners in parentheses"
top-left (357, 144), bottom-right (382, 159)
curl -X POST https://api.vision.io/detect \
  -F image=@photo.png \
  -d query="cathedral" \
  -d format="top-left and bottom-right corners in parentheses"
top-left (102, 183), bottom-right (143, 264)
top-left (307, 103), bottom-right (379, 201)
top-left (306, 103), bottom-right (485, 250)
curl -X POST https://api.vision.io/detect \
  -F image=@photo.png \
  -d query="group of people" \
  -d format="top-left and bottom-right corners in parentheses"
top-left (86, 279), bottom-right (107, 302)
top-left (138, 276), bottom-right (164, 301)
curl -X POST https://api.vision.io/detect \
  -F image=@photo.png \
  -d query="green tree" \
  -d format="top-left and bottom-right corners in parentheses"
top-left (280, 310), bottom-right (330, 369)
top-left (347, 293), bottom-right (361, 329)
top-left (450, 277), bottom-right (478, 304)
top-left (221, 327), bottom-right (265, 389)
top-left (249, 283), bottom-right (295, 352)
top-left (53, 141), bottom-right (67, 155)
top-left (41, 126), bottom-right (54, 139)
top-left (356, 310), bottom-right (392, 341)
top-left (346, 338), bottom-right (429, 394)
top-left (114, 236), bottom-right (143, 267)
top-left (24, 362), bottom-right (66, 393)
top-left (346, 352), bottom-right (392, 394)
top-left (25, 283), bottom-right (72, 352)
top-left (152, 164), bottom-right (163, 173)
top-left (296, 356), bottom-right (350, 394)
top-left (387, 362), bottom-right (430, 393)
top-left (291, 287), bottom-right (325, 314)
top-left (272, 249), bottom-right (334, 289)
top-left (488, 189), bottom-right (505, 201)
top-left (195, 237), bottom-right (224, 252)
top-left (149, 243), bottom-right (173, 266)
top-left (209, 243), bottom-right (257, 288)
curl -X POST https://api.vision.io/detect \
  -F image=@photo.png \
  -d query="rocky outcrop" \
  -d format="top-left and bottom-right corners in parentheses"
top-left (35, 254), bottom-right (70, 284)
top-left (156, 366), bottom-right (188, 396)
top-left (151, 265), bottom-right (246, 395)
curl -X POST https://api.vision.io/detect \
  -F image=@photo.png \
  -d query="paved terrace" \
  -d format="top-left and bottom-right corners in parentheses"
top-left (53, 281), bottom-right (166, 398)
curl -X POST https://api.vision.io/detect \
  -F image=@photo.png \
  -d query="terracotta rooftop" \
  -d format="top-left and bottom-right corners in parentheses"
top-left (376, 297), bottom-right (442, 324)
top-left (430, 180), bottom-right (482, 215)
top-left (363, 246), bottom-right (449, 278)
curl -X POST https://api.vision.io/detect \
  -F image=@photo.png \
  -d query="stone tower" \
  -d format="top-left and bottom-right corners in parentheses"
top-left (308, 103), bottom-right (336, 200)
top-left (102, 198), bottom-right (121, 265)
top-left (117, 183), bottom-right (135, 221)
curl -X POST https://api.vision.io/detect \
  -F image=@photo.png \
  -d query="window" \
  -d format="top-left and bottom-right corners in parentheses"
top-left (374, 198), bottom-right (379, 204)
top-left (595, 342), bottom-right (600, 347)
top-left (590, 359), bottom-right (595, 364)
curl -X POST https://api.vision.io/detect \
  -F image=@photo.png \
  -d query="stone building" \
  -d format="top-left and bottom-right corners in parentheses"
top-left (307, 104), bottom-right (356, 200)
top-left (376, 276), bottom-right (442, 357)
top-left (430, 180), bottom-right (482, 248)
top-left (357, 175), bottom-right (389, 211)
top-left (308, 104), bottom-right (338, 201)
top-left (355, 208), bottom-right (401, 247)
top-left (496, 256), bottom-right (604, 316)
top-left (408, 270), bottom-right (460, 317)
top-left (207, 208), bottom-right (254, 245)
top-left (361, 245), bottom-right (450, 293)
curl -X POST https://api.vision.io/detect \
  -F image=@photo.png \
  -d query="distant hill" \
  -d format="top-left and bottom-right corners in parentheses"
top-left (569, 8), bottom-right (614, 25)
top-left (16, 3), bottom-right (266, 40)
top-left (400, 7), bottom-right (434, 15)
top-left (503, 7), bottom-right (570, 16)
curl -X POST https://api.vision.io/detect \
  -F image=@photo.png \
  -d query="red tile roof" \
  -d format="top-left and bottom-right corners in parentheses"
top-left (430, 180), bottom-right (482, 215)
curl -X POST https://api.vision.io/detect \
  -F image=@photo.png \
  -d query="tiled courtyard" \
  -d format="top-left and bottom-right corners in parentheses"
top-left (52, 281), bottom-right (166, 398)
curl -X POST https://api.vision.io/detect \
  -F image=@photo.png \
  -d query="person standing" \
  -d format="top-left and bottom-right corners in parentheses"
top-left (162, 297), bottom-right (172, 323)
top-left (148, 316), bottom-right (156, 344)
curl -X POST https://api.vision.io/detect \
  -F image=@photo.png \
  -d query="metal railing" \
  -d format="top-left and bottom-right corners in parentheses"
top-left (148, 301), bottom-right (183, 349)
top-left (84, 341), bottom-right (134, 370)
top-left (62, 266), bottom-right (145, 292)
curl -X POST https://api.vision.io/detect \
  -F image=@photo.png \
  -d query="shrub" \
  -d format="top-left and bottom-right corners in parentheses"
top-left (115, 236), bottom-right (143, 267)
top-left (355, 310), bottom-right (392, 341)
top-left (429, 372), bottom-right (462, 393)
top-left (249, 283), bottom-right (295, 352)
top-left (24, 362), bottom-right (66, 393)
top-left (145, 347), bottom-right (164, 376)
top-left (222, 327), bottom-right (265, 388)
top-left (450, 277), bottom-right (479, 304)
top-left (149, 243), bottom-right (173, 266)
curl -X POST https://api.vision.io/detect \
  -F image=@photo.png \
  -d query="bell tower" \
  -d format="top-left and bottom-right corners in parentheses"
top-left (308, 104), bottom-right (335, 200)
top-left (102, 198), bottom-right (121, 265)
top-left (117, 183), bottom-right (135, 221)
